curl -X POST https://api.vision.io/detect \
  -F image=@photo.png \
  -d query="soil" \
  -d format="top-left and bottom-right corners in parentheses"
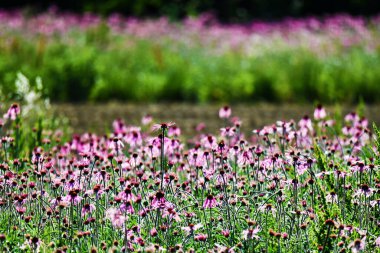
top-left (52, 103), bottom-right (380, 136)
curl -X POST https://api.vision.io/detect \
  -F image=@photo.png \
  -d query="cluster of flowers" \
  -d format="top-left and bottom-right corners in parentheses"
top-left (0, 103), bottom-right (379, 252)
top-left (1, 9), bottom-right (380, 56)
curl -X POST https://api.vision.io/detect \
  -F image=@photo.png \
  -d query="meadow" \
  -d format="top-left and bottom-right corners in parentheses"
top-left (1, 10), bottom-right (380, 103)
top-left (1, 8), bottom-right (380, 253)
top-left (0, 97), bottom-right (379, 252)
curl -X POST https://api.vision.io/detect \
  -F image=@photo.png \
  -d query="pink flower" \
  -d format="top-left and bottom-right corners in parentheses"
top-left (298, 115), bottom-right (313, 131)
top-left (141, 114), bottom-right (153, 125)
top-left (151, 122), bottom-right (175, 132)
top-left (221, 229), bottom-right (230, 238)
top-left (194, 233), bottom-right (208, 241)
top-left (314, 104), bottom-right (327, 120)
top-left (4, 103), bottom-right (20, 120)
top-left (203, 194), bottom-right (217, 208)
top-left (219, 106), bottom-right (231, 119)
top-left (375, 236), bottom-right (380, 247)
top-left (348, 237), bottom-right (366, 253)
top-left (242, 226), bottom-right (261, 240)
top-left (345, 112), bottom-right (360, 123)
top-left (120, 201), bottom-right (135, 214)
top-left (106, 208), bottom-right (126, 228)
top-left (195, 122), bottom-right (206, 132)
top-left (151, 191), bottom-right (170, 209)
top-left (181, 223), bottom-right (203, 235)
top-left (150, 227), bottom-right (158, 237)
top-left (81, 203), bottom-right (96, 217)
top-left (168, 125), bottom-right (181, 137)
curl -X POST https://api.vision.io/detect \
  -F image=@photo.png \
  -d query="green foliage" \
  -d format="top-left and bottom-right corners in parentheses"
top-left (2, 23), bottom-right (380, 103)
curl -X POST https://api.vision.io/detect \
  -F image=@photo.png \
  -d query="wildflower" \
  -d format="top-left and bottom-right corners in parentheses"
top-left (151, 191), bottom-right (172, 209)
top-left (353, 184), bottom-right (374, 198)
top-left (4, 103), bottom-right (20, 120)
top-left (326, 191), bottom-right (338, 204)
top-left (152, 122), bottom-right (175, 132)
top-left (120, 201), bottom-right (135, 214)
top-left (348, 237), bottom-right (366, 253)
top-left (142, 114), bottom-right (153, 125)
top-left (242, 226), bottom-right (260, 240)
top-left (165, 125), bottom-right (180, 137)
top-left (194, 234), bottom-right (208, 241)
top-left (162, 207), bottom-right (181, 222)
top-left (63, 190), bottom-right (83, 205)
top-left (220, 127), bottom-right (236, 137)
top-left (375, 236), bottom-right (380, 247)
top-left (181, 223), bottom-right (203, 235)
top-left (219, 106), bottom-right (231, 119)
top-left (314, 104), bottom-right (327, 120)
top-left (221, 230), bottom-right (230, 238)
top-left (345, 112), bottom-right (360, 123)
top-left (196, 122), bottom-right (206, 131)
top-left (105, 208), bottom-right (126, 228)
top-left (150, 228), bottom-right (158, 237)
top-left (298, 115), bottom-right (313, 131)
top-left (81, 203), bottom-right (96, 217)
top-left (258, 203), bottom-right (277, 216)
top-left (203, 194), bottom-right (217, 208)
top-left (215, 244), bottom-right (235, 253)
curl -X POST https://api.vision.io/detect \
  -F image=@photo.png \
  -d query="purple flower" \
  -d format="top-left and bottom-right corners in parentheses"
top-left (219, 106), bottom-right (231, 119)
top-left (4, 103), bottom-right (20, 120)
top-left (203, 194), bottom-right (217, 208)
top-left (314, 104), bottom-right (327, 120)
top-left (106, 208), bottom-right (126, 228)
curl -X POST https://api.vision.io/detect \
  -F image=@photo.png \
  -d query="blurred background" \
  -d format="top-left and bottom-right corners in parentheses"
top-left (1, 0), bottom-right (380, 134)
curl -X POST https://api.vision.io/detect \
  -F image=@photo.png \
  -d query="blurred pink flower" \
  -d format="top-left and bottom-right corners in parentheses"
top-left (314, 104), bottom-right (327, 120)
top-left (4, 103), bottom-right (20, 120)
top-left (219, 106), bottom-right (231, 119)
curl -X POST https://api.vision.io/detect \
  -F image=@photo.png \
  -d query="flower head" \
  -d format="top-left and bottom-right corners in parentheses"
top-left (219, 106), bottom-right (231, 119)
top-left (314, 104), bottom-right (327, 120)
top-left (203, 194), bottom-right (217, 209)
top-left (152, 122), bottom-right (176, 132)
top-left (4, 103), bottom-right (20, 120)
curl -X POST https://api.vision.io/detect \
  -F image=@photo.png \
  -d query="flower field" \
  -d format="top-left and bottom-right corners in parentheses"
top-left (1, 10), bottom-right (380, 103)
top-left (0, 102), bottom-right (379, 252)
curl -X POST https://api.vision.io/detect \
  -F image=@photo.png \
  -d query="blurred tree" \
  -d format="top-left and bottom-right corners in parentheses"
top-left (1, 0), bottom-right (379, 22)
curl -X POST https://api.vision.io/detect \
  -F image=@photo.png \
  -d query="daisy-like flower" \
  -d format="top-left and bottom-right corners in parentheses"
top-left (326, 191), bottom-right (338, 204)
top-left (151, 122), bottom-right (175, 132)
top-left (81, 203), bottom-right (96, 217)
top-left (194, 233), bottom-right (208, 241)
top-left (353, 184), bottom-right (374, 198)
top-left (106, 208), bottom-right (126, 228)
top-left (168, 125), bottom-right (181, 137)
top-left (219, 106), bottom-right (231, 119)
top-left (314, 104), bottom-right (327, 120)
top-left (120, 201), bottom-right (135, 214)
top-left (258, 203), bottom-right (277, 216)
top-left (181, 223), bottom-right (203, 235)
top-left (203, 194), bottom-right (217, 208)
top-left (162, 207), bottom-right (181, 222)
top-left (348, 237), bottom-right (366, 253)
top-left (215, 244), bottom-right (235, 253)
top-left (298, 115), bottom-right (313, 132)
top-left (4, 103), bottom-right (20, 121)
top-left (242, 226), bottom-right (261, 240)
top-left (151, 191), bottom-right (171, 209)
top-left (375, 236), bottom-right (380, 247)
top-left (141, 114), bottom-right (153, 125)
